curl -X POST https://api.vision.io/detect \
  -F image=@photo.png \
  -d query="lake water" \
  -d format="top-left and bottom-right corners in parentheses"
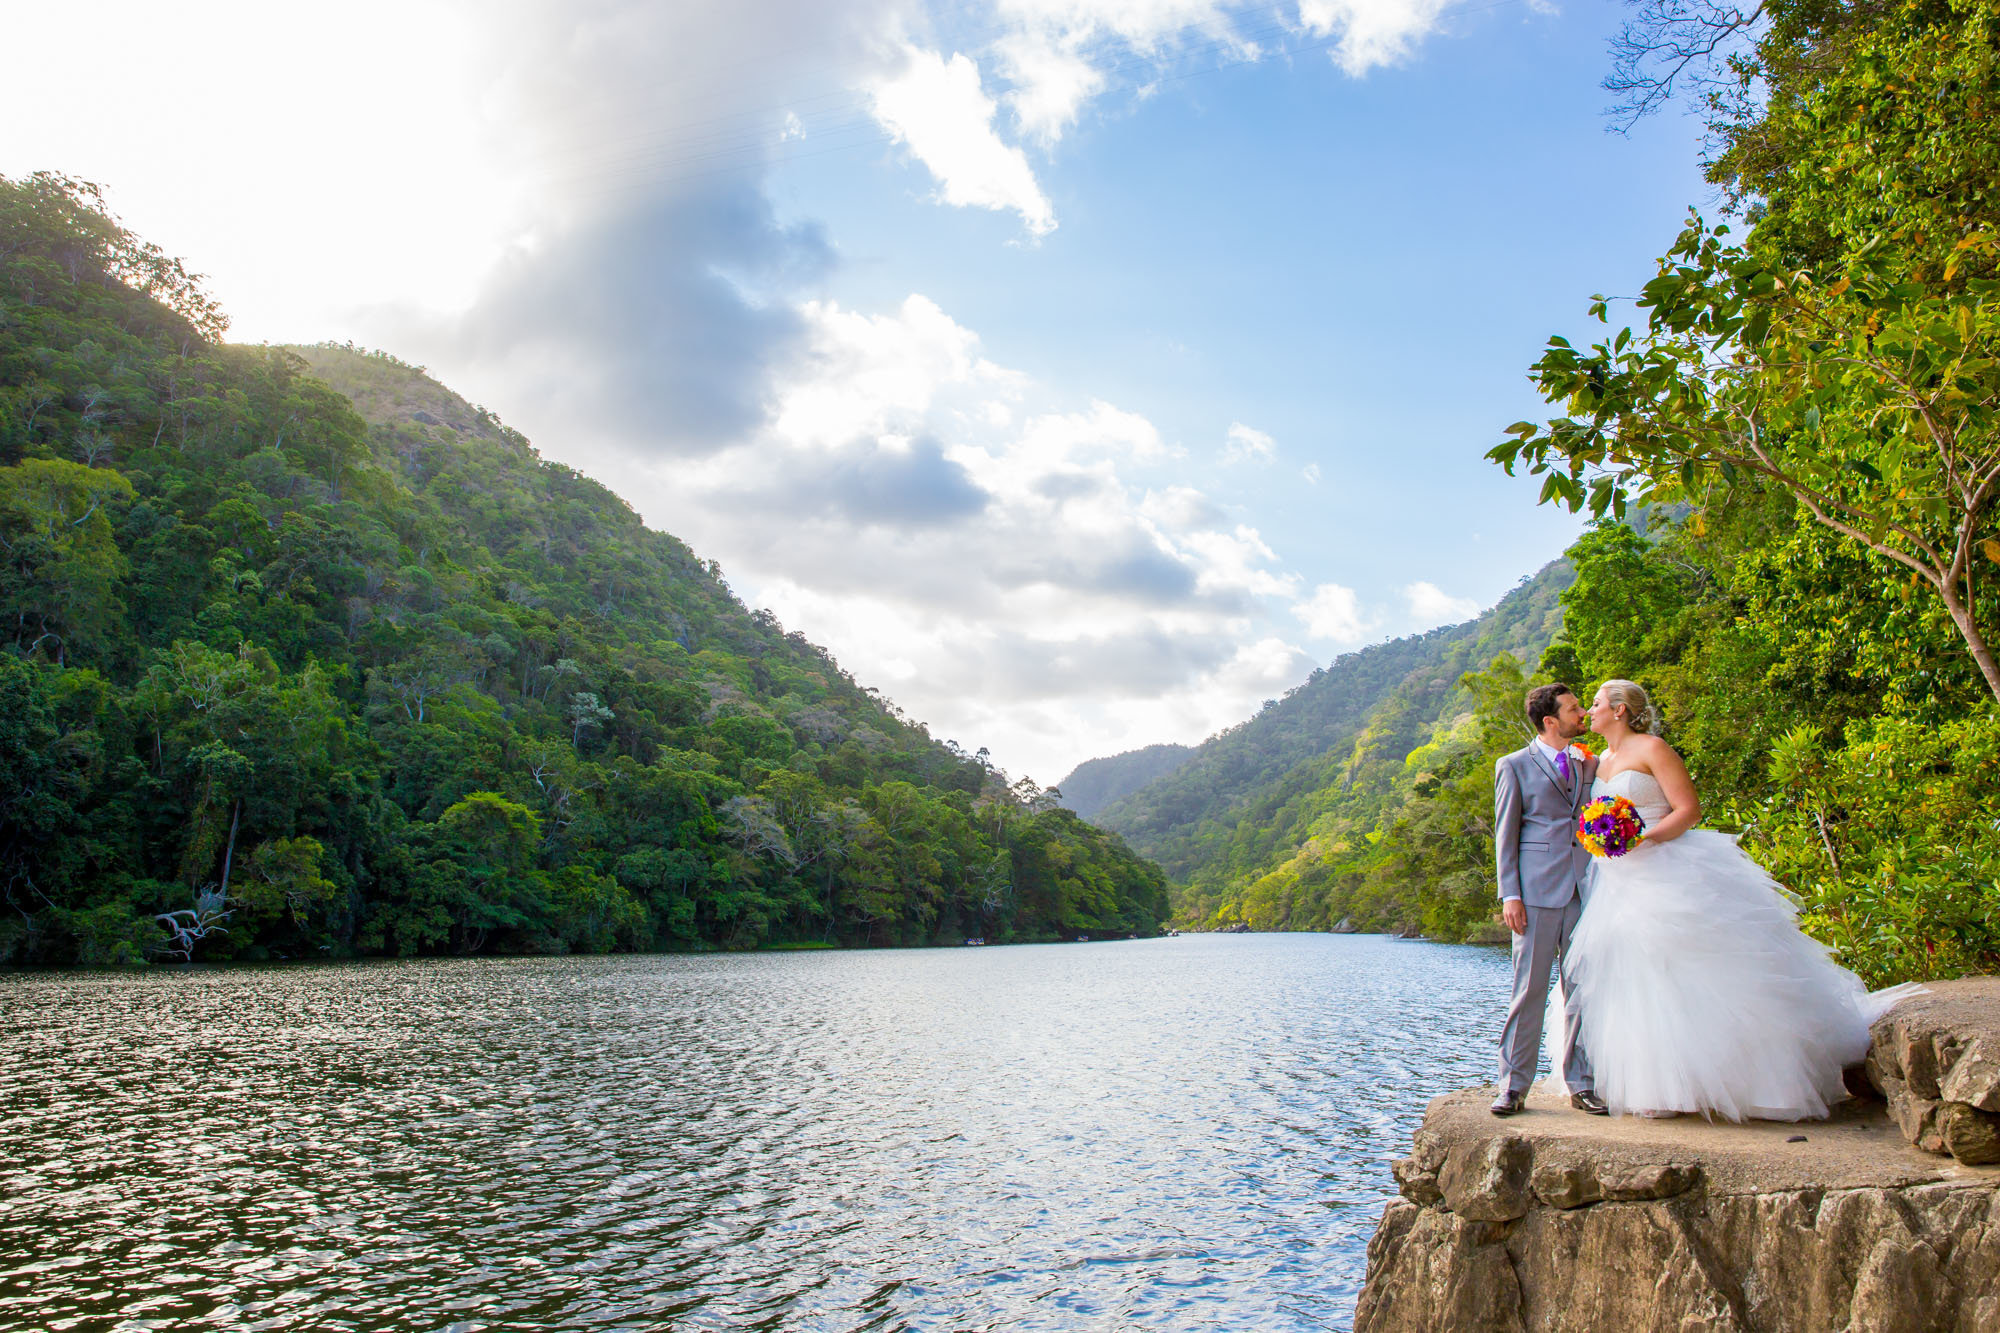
top-left (0, 934), bottom-right (1510, 1332)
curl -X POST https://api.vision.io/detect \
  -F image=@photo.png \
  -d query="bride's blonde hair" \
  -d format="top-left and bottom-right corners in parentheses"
top-left (1600, 678), bottom-right (1660, 735)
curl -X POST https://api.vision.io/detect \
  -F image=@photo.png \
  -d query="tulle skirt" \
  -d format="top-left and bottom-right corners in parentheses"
top-left (1561, 829), bottom-right (1910, 1122)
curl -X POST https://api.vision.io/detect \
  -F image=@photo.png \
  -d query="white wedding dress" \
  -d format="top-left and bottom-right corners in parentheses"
top-left (1560, 768), bottom-right (1911, 1121)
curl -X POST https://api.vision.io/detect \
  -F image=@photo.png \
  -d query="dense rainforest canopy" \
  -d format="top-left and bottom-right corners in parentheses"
top-left (1117, 0), bottom-right (2000, 984)
top-left (0, 173), bottom-right (1168, 965)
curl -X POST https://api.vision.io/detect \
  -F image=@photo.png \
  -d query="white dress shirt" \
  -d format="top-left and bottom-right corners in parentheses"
top-left (1534, 737), bottom-right (1578, 785)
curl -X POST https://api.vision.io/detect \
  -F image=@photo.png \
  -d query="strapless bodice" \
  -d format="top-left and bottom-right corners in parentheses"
top-left (1592, 768), bottom-right (1672, 823)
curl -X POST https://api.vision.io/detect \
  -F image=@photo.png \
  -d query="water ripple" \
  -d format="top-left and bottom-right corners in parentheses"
top-left (1, 934), bottom-right (1508, 1331)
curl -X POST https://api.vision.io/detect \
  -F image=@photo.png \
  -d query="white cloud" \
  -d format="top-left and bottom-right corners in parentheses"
top-left (625, 290), bottom-right (1320, 781)
top-left (1298, 0), bottom-right (1457, 76)
top-left (1404, 580), bottom-right (1481, 623)
top-left (997, 31), bottom-right (1106, 143)
top-left (1212, 635), bottom-right (1314, 701)
top-left (1182, 525), bottom-right (1297, 599)
top-left (1140, 484), bottom-right (1224, 531)
top-left (982, 0), bottom-right (1473, 151)
top-left (1294, 581), bottom-right (1375, 643)
top-left (773, 294), bottom-right (1009, 449)
top-left (1010, 398), bottom-right (1172, 468)
top-left (992, 0), bottom-right (1240, 141)
top-left (997, 0), bottom-right (1236, 40)
top-left (871, 46), bottom-right (1057, 235)
top-left (1301, 461), bottom-right (1322, 484)
top-left (1220, 421), bottom-right (1276, 465)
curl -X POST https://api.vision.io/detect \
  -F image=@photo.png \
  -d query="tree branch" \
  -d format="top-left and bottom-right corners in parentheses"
top-left (1604, 0), bottom-right (1765, 130)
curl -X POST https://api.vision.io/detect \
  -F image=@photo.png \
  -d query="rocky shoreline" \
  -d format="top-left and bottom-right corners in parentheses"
top-left (1354, 978), bottom-right (2000, 1331)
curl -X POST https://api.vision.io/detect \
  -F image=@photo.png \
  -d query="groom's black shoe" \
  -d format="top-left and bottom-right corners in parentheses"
top-left (1490, 1089), bottom-right (1526, 1117)
top-left (1570, 1090), bottom-right (1610, 1116)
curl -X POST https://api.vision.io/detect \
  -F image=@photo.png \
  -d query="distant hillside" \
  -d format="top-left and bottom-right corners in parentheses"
top-left (0, 173), bottom-right (1169, 965)
top-left (1054, 743), bottom-right (1194, 818)
top-left (1094, 561), bottom-right (1572, 918)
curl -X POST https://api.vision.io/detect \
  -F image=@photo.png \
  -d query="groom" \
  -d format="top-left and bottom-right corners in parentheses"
top-left (1490, 682), bottom-right (1607, 1116)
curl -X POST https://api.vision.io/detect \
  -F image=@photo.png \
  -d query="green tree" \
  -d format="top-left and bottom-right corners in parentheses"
top-left (0, 458), bottom-right (136, 660)
top-left (1494, 217), bottom-right (2000, 699)
top-left (426, 792), bottom-right (549, 952)
top-left (234, 835), bottom-right (342, 955)
top-left (550, 865), bottom-right (645, 953)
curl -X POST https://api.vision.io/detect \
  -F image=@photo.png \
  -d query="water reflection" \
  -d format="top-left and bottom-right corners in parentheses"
top-left (0, 934), bottom-right (1506, 1331)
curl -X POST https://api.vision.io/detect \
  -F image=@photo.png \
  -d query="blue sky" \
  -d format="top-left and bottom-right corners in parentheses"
top-left (4, 1), bottom-right (1712, 782)
top-left (776, 2), bottom-right (1708, 604)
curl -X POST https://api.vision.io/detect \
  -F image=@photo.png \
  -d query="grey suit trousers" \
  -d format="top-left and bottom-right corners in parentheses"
top-left (1497, 894), bottom-right (1593, 1096)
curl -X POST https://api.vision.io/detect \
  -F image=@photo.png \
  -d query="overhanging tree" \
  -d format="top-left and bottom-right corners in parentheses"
top-left (1491, 216), bottom-right (2000, 701)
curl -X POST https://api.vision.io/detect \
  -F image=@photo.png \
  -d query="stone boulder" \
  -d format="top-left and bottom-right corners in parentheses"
top-left (1865, 977), bottom-right (2000, 1166)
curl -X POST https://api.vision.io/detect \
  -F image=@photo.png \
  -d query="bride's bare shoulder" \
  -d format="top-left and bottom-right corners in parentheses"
top-left (1607, 733), bottom-right (1679, 775)
top-left (1629, 733), bottom-right (1689, 775)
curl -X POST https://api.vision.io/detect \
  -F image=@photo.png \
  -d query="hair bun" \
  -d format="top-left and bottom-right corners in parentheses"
top-left (1603, 678), bottom-right (1660, 735)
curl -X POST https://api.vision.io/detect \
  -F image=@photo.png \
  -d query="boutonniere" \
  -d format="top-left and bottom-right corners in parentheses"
top-left (1571, 743), bottom-right (1595, 762)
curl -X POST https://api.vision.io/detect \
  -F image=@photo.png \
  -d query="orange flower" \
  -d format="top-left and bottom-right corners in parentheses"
top-left (1573, 743), bottom-right (1595, 761)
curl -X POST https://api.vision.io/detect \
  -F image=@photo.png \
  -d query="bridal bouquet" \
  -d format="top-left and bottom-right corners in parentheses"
top-left (1576, 795), bottom-right (1646, 858)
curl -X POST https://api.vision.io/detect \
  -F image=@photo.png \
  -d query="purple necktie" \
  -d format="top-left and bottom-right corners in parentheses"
top-left (1554, 750), bottom-right (1572, 783)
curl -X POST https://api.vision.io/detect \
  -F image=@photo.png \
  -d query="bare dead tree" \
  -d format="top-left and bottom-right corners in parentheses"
top-left (721, 795), bottom-right (798, 869)
top-left (156, 885), bottom-right (231, 961)
top-left (73, 431), bottom-right (114, 467)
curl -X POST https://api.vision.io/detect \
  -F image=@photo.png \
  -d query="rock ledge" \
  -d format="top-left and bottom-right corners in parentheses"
top-left (1357, 982), bottom-right (2000, 1332)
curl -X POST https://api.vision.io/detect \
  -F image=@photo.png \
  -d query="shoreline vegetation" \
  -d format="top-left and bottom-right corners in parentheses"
top-left (1108, 0), bottom-right (2000, 989)
top-left (0, 930), bottom-right (1158, 968)
top-left (0, 926), bottom-right (1458, 975)
top-left (0, 174), bottom-right (1168, 967)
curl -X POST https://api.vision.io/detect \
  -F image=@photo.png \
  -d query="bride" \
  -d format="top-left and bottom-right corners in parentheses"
top-left (1561, 679), bottom-right (1912, 1121)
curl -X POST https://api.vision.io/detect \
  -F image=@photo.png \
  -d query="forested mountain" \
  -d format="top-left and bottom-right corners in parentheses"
top-left (0, 173), bottom-right (1168, 966)
top-left (1159, 0), bottom-right (2000, 986)
top-left (1094, 562), bottom-right (1568, 890)
top-left (1053, 743), bottom-right (1192, 819)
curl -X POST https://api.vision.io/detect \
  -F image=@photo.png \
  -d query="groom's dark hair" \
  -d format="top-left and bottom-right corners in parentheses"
top-left (1525, 682), bottom-right (1573, 733)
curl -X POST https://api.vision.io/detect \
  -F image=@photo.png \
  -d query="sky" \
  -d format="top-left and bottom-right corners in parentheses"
top-left (3, 0), bottom-right (1713, 785)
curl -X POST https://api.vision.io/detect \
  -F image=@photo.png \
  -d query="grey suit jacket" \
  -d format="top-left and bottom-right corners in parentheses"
top-left (1493, 743), bottom-right (1596, 909)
